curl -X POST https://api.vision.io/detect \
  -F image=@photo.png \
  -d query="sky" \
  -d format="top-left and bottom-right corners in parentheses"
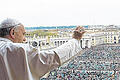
top-left (0, 0), bottom-right (120, 27)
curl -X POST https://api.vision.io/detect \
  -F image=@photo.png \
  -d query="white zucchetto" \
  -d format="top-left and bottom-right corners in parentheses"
top-left (0, 18), bottom-right (21, 29)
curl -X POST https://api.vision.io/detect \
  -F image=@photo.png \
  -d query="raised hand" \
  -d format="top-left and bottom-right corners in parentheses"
top-left (72, 26), bottom-right (86, 40)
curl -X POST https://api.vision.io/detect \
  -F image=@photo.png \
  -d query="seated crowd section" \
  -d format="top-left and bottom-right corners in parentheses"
top-left (41, 44), bottom-right (120, 80)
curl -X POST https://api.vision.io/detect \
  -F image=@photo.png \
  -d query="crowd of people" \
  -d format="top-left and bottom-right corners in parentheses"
top-left (40, 44), bottom-right (120, 80)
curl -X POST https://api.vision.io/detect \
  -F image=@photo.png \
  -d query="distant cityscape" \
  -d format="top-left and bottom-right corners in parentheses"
top-left (25, 25), bottom-right (120, 50)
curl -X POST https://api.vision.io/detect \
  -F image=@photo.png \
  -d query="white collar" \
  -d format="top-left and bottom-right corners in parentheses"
top-left (0, 37), bottom-right (13, 42)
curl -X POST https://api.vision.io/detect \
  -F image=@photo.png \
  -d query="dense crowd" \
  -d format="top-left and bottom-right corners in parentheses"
top-left (40, 44), bottom-right (120, 80)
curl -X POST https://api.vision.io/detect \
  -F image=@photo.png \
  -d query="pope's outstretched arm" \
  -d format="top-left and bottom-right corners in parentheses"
top-left (53, 26), bottom-right (86, 64)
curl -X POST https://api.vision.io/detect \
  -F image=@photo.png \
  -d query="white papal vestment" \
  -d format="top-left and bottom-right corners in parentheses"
top-left (0, 37), bottom-right (82, 80)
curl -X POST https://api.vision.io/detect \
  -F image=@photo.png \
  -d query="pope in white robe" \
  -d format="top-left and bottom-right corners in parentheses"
top-left (0, 18), bottom-right (85, 80)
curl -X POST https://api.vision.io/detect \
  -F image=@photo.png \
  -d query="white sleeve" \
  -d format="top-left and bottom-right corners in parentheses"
top-left (53, 39), bottom-right (82, 64)
top-left (17, 43), bottom-right (61, 79)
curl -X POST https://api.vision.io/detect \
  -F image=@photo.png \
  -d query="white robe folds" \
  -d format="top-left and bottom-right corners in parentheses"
top-left (0, 37), bottom-right (82, 80)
